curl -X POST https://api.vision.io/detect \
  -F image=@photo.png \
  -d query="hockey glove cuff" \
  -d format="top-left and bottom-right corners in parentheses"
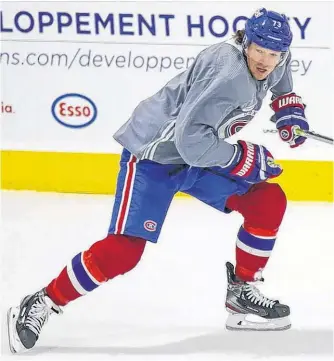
top-left (270, 93), bottom-right (309, 148)
top-left (222, 140), bottom-right (283, 184)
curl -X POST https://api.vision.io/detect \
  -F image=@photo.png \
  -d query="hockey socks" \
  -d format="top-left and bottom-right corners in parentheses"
top-left (235, 225), bottom-right (277, 281)
top-left (226, 182), bottom-right (287, 281)
top-left (46, 235), bottom-right (146, 306)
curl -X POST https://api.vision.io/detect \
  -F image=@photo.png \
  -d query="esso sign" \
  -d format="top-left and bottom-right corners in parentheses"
top-left (51, 93), bottom-right (97, 128)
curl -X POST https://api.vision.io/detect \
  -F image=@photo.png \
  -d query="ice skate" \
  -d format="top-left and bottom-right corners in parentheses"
top-left (7, 288), bottom-right (62, 353)
top-left (225, 262), bottom-right (291, 331)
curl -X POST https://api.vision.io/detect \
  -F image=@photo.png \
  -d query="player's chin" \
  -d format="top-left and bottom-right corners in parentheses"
top-left (254, 70), bottom-right (269, 80)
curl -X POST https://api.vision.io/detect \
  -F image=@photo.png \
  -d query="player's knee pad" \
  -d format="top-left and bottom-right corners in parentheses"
top-left (262, 182), bottom-right (287, 215)
top-left (88, 234), bottom-right (146, 280)
top-left (229, 182), bottom-right (287, 231)
top-left (250, 182), bottom-right (287, 230)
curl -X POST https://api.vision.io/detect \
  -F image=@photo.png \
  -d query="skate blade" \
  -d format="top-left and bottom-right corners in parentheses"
top-left (7, 306), bottom-right (25, 353)
top-left (226, 313), bottom-right (291, 331)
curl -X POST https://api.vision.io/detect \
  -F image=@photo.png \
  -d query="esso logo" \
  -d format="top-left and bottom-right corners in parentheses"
top-left (51, 93), bottom-right (97, 128)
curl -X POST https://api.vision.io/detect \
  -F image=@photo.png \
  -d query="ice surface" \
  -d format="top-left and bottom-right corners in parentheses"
top-left (1, 190), bottom-right (333, 360)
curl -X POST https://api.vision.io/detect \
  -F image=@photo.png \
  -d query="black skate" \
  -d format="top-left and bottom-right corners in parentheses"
top-left (7, 288), bottom-right (62, 353)
top-left (225, 262), bottom-right (291, 331)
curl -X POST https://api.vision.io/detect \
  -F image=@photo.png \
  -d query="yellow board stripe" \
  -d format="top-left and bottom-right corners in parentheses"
top-left (1, 150), bottom-right (333, 202)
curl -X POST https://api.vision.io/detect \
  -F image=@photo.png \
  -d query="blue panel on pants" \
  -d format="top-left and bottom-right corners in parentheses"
top-left (108, 149), bottom-right (252, 243)
top-left (182, 167), bottom-right (252, 212)
top-left (108, 149), bottom-right (188, 242)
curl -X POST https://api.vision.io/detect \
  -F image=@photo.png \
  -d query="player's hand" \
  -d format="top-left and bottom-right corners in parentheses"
top-left (222, 140), bottom-right (282, 184)
top-left (270, 92), bottom-right (309, 148)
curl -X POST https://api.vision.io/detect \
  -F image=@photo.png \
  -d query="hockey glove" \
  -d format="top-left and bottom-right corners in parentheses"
top-left (270, 93), bottom-right (309, 148)
top-left (222, 140), bottom-right (282, 184)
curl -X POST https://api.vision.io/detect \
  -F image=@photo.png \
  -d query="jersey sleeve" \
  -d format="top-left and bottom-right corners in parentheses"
top-left (174, 59), bottom-right (244, 168)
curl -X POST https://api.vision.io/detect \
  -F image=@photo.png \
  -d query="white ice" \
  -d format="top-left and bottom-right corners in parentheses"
top-left (1, 190), bottom-right (333, 361)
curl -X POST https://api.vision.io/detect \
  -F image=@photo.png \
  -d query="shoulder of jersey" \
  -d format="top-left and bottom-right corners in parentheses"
top-left (216, 39), bottom-right (249, 76)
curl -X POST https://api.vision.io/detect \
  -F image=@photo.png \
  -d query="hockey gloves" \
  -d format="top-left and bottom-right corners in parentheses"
top-left (270, 93), bottom-right (309, 148)
top-left (222, 140), bottom-right (282, 184)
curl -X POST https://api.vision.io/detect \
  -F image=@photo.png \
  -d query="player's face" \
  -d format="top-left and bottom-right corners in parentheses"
top-left (246, 43), bottom-right (282, 80)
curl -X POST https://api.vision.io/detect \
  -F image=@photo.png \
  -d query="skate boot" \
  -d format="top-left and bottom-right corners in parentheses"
top-left (225, 262), bottom-right (291, 331)
top-left (7, 288), bottom-right (62, 353)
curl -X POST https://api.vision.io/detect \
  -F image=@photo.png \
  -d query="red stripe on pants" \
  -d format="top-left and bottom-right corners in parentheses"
top-left (115, 155), bottom-right (136, 234)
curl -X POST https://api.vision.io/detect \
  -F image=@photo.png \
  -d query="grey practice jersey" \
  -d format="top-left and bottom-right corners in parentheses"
top-left (113, 39), bottom-right (293, 167)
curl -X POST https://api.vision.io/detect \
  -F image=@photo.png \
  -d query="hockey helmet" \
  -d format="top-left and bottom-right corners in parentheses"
top-left (244, 8), bottom-right (293, 52)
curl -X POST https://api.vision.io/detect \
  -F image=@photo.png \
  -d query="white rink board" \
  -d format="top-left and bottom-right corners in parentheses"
top-left (1, 1), bottom-right (333, 160)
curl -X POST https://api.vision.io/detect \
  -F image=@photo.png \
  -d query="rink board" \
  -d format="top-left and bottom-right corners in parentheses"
top-left (2, 2), bottom-right (333, 203)
top-left (1, 150), bottom-right (333, 202)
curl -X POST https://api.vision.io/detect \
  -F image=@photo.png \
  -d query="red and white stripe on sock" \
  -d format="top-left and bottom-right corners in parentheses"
top-left (46, 250), bottom-right (107, 306)
top-left (235, 225), bottom-right (277, 282)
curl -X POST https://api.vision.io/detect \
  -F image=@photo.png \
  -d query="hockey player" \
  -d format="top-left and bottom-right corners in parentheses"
top-left (7, 8), bottom-right (309, 353)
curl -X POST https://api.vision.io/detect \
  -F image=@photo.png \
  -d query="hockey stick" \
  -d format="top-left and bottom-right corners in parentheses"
top-left (293, 128), bottom-right (333, 145)
top-left (263, 128), bottom-right (333, 145)
top-left (266, 116), bottom-right (333, 145)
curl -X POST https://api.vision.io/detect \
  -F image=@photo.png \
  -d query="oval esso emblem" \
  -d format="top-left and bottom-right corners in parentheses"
top-left (51, 93), bottom-right (97, 128)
